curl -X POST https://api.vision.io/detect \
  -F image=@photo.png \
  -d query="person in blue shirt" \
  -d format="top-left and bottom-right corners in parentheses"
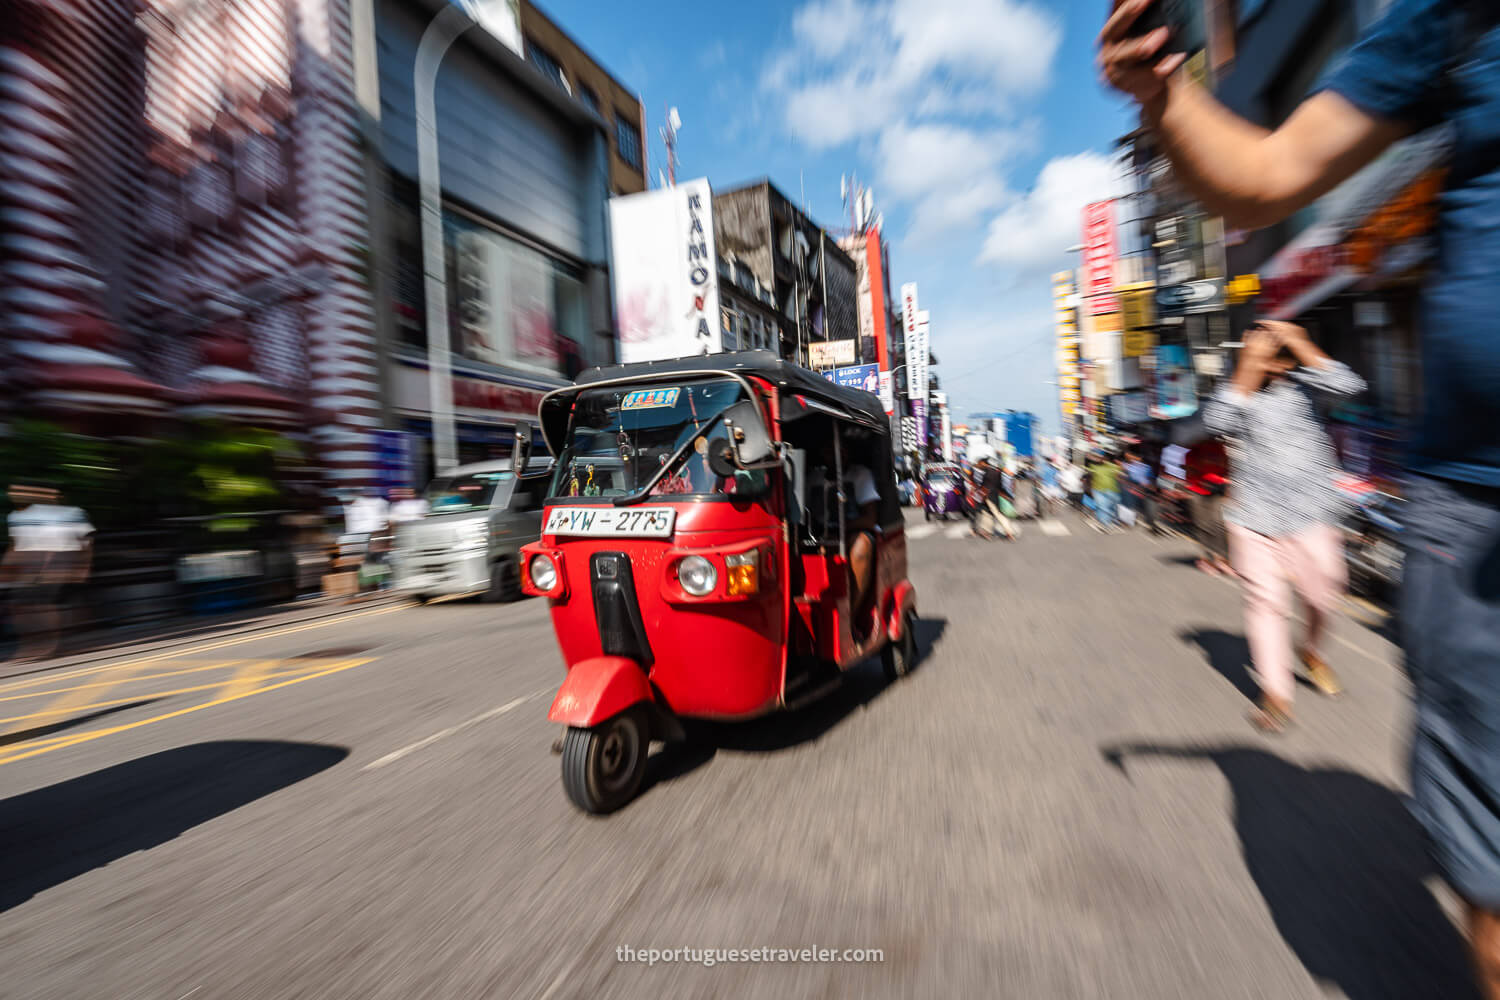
top-left (1102, 0), bottom-right (1500, 990)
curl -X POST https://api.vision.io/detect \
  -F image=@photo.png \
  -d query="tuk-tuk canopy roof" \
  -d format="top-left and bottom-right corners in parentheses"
top-left (539, 350), bottom-right (890, 454)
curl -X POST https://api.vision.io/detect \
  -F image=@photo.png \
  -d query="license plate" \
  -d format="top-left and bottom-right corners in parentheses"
top-left (543, 506), bottom-right (676, 538)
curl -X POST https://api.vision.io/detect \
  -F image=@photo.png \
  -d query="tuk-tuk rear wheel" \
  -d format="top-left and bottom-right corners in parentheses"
top-left (561, 707), bottom-right (649, 814)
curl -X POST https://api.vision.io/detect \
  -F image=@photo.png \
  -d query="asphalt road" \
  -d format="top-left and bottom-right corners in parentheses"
top-left (0, 509), bottom-right (1475, 1000)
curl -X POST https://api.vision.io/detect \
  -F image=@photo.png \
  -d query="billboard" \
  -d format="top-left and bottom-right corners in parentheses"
top-left (826, 363), bottom-right (879, 393)
top-left (608, 178), bottom-right (722, 364)
top-left (1081, 200), bottom-right (1118, 315)
top-left (808, 339), bottom-right (857, 369)
top-left (1153, 345), bottom-right (1198, 419)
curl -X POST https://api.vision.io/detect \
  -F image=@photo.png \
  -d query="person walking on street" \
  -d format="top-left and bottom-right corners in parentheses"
top-left (1122, 448), bottom-right (1158, 533)
top-left (974, 459), bottom-right (1019, 541)
top-left (1103, 2), bottom-right (1500, 984)
top-left (1060, 458), bottom-right (1086, 513)
top-left (3, 483), bottom-right (93, 663)
top-left (1202, 321), bottom-right (1366, 731)
top-left (1084, 452), bottom-right (1122, 531)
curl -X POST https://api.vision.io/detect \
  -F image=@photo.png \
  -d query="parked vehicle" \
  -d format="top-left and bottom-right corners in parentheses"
top-left (521, 351), bottom-right (918, 813)
top-left (390, 458), bottom-right (552, 603)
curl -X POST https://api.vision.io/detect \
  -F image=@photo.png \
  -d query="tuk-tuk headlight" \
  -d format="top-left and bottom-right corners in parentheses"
top-left (528, 554), bottom-right (558, 592)
top-left (677, 555), bottom-right (717, 596)
top-left (725, 550), bottom-right (759, 596)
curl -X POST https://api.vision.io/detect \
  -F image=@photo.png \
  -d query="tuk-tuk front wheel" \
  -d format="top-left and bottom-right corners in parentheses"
top-left (561, 707), bottom-right (649, 814)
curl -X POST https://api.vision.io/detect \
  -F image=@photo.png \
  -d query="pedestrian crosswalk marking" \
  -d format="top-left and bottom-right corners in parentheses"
top-left (945, 524), bottom-right (970, 539)
top-left (907, 524), bottom-right (938, 540)
top-left (1039, 519), bottom-right (1071, 537)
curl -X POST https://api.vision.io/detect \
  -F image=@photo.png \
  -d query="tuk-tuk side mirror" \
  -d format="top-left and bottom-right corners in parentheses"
top-left (513, 421), bottom-right (532, 476)
top-left (722, 400), bottom-right (775, 468)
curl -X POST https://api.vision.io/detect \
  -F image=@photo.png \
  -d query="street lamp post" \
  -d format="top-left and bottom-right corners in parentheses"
top-left (415, 2), bottom-right (487, 476)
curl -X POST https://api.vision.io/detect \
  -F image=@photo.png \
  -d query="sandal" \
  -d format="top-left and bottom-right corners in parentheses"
top-left (1195, 558), bottom-right (1221, 577)
top-left (1250, 697), bottom-right (1293, 733)
top-left (1300, 650), bottom-right (1343, 698)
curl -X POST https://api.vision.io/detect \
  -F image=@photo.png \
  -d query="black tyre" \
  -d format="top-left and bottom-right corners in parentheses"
top-left (561, 707), bottom-right (649, 814)
top-left (484, 559), bottom-right (521, 603)
top-left (881, 609), bottom-right (918, 681)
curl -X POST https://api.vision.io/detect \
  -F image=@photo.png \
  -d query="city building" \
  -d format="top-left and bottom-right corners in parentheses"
top-left (518, 0), bottom-right (647, 196)
top-left (712, 179), bottom-right (859, 366)
top-left (367, 0), bottom-right (637, 480)
top-left (2, 0), bottom-right (381, 483)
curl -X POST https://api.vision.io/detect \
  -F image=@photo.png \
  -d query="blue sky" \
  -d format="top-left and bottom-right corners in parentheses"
top-left (540, 0), bottom-right (1133, 432)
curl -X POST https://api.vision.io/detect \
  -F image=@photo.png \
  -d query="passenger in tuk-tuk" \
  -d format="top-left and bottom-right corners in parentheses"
top-left (812, 434), bottom-right (881, 629)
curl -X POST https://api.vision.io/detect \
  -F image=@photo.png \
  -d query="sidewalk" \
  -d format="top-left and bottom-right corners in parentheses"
top-left (0, 590), bottom-right (413, 680)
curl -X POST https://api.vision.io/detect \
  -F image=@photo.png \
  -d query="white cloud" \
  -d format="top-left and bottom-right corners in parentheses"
top-left (873, 120), bottom-right (1034, 239)
top-left (978, 151), bottom-right (1126, 277)
top-left (765, 0), bottom-right (1060, 148)
top-left (764, 0), bottom-right (1058, 241)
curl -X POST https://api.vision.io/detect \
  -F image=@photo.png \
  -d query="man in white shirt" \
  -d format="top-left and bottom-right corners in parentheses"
top-left (4, 483), bottom-right (93, 662)
top-left (387, 487), bottom-right (429, 525)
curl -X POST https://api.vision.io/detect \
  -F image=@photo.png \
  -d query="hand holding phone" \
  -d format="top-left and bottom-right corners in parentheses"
top-left (1098, 0), bottom-right (1204, 107)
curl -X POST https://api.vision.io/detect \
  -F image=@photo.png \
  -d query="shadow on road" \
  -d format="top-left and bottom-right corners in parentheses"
top-left (0, 699), bottom-right (162, 749)
top-left (1181, 628), bottom-right (1258, 702)
top-left (0, 740), bottom-right (348, 912)
top-left (1101, 741), bottom-right (1480, 1000)
top-left (640, 619), bottom-right (948, 796)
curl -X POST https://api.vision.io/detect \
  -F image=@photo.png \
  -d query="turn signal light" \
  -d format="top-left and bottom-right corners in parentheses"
top-left (725, 550), bottom-right (759, 596)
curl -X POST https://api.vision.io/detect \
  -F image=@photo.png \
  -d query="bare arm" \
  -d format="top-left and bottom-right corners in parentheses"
top-left (1148, 85), bottom-right (1406, 230)
top-left (1100, 0), bottom-right (1409, 230)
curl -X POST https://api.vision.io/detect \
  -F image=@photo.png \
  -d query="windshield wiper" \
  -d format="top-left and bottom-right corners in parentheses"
top-left (610, 403), bottom-right (737, 507)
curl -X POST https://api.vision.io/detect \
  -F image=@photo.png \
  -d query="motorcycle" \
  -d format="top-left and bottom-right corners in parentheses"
top-left (1336, 476), bottom-right (1405, 598)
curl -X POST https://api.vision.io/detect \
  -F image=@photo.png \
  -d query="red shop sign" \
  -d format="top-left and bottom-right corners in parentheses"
top-left (452, 378), bottom-right (544, 416)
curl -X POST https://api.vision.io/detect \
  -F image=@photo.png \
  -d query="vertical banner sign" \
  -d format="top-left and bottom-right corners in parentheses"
top-left (912, 398), bottom-right (928, 449)
top-left (901, 281), bottom-right (918, 395)
top-left (1052, 271), bottom-right (1081, 418)
top-left (868, 232), bottom-right (893, 412)
top-left (911, 310), bottom-right (930, 402)
top-left (1081, 200), bottom-right (1119, 315)
top-left (609, 177), bottom-right (722, 363)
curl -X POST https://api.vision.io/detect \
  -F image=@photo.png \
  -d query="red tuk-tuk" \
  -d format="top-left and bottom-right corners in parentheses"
top-left (520, 352), bottom-right (918, 813)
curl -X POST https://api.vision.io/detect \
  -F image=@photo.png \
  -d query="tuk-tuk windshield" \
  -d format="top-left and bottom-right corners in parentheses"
top-left (549, 379), bottom-right (750, 499)
top-left (426, 470), bottom-right (512, 513)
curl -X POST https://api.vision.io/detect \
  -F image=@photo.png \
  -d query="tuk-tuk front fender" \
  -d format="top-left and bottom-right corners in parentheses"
top-left (887, 581), bottom-right (918, 639)
top-left (548, 656), bottom-right (655, 728)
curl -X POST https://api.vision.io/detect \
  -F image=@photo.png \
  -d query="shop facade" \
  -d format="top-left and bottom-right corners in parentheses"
top-left (371, 0), bottom-right (619, 484)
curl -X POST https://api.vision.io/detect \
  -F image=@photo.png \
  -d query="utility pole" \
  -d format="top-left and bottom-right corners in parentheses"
top-left (660, 105), bottom-right (679, 187)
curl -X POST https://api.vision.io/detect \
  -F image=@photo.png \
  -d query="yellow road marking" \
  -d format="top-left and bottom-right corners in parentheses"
top-left (0, 660), bottom-right (242, 704)
top-left (0, 603), bottom-right (402, 694)
top-left (0, 660), bottom-right (340, 727)
top-left (0, 657), bottom-right (376, 767)
top-left (217, 658), bottom-right (278, 702)
top-left (0, 660), bottom-right (146, 738)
